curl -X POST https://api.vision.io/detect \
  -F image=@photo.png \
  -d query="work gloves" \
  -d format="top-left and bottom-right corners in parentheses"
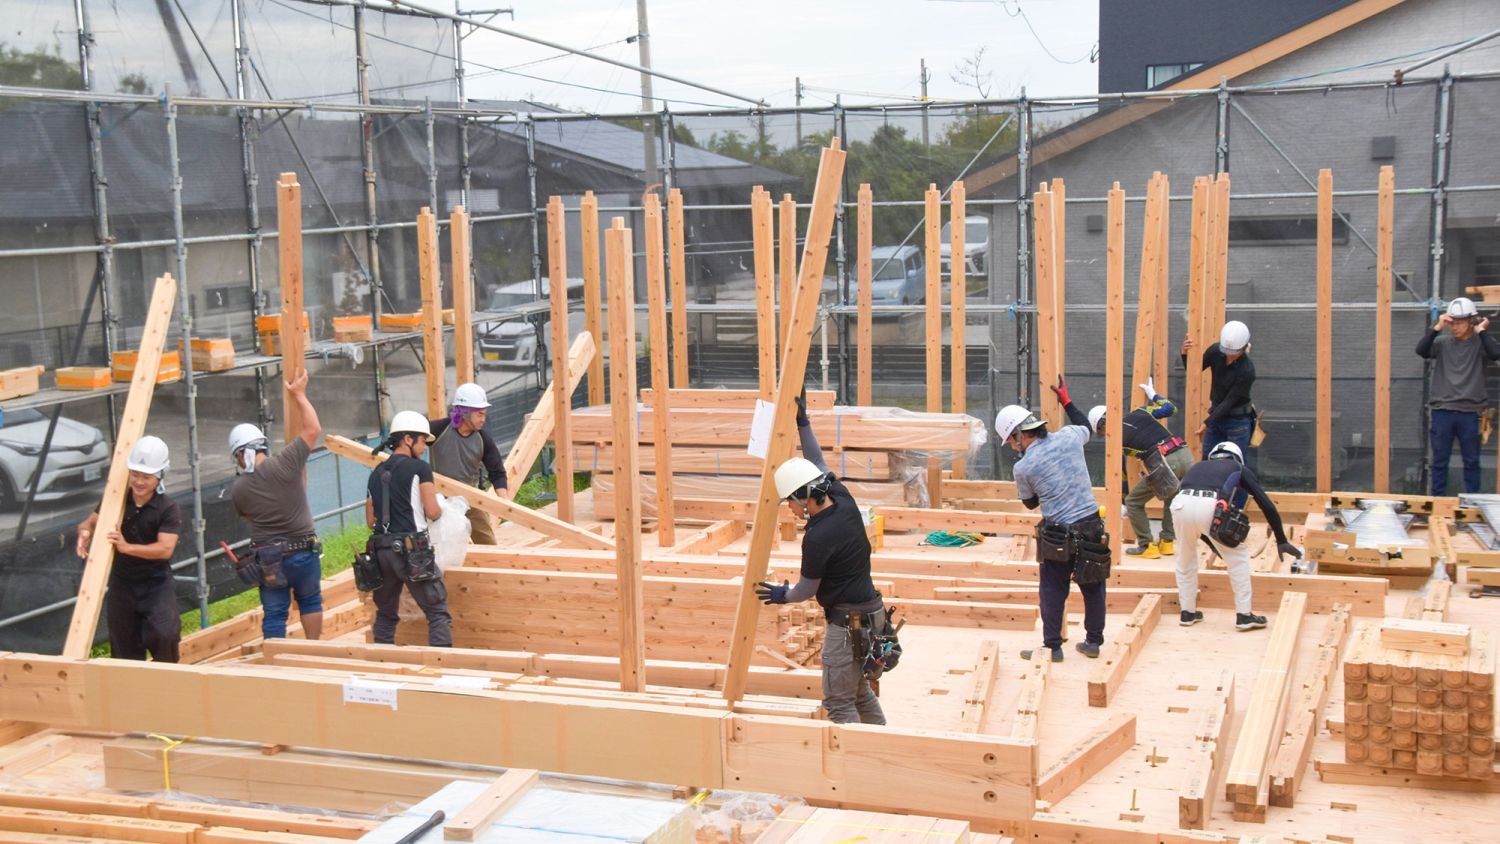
top-left (1139, 376), bottom-right (1156, 401)
top-left (755, 580), bottom-right (790, 604)
top-left (1276, 541), bottom-right (1303, 562)
top-left (1050, 375), bottom-right (1071, 407)
top-left (794, 387), bottom-right (810, 428)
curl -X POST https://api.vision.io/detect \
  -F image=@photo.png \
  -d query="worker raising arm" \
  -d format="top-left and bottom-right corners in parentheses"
top-left (428, 382), bottom-right (508, 544)
top-left (1085, 377), bottom-right (1194, 560)
top-left (1415, 297), bottom-right (1500, 495)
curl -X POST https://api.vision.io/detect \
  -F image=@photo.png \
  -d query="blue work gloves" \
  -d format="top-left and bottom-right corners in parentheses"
top-left (755, 580), bottom-right (790, 604)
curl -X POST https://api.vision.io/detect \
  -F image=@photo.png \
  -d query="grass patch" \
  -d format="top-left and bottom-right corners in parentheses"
top-left (512, 470), bottom-right (591, 510)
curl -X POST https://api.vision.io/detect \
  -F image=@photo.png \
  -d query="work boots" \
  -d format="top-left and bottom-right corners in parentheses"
top-left (1236, 612), bottom-right (1268, 630)
top-left (1179, 610), bottom-right (1204, 626)
top-left (1020, 646), bottom-right (1064, 663)
top-left (1127, 541), bottom-right (1161, 559)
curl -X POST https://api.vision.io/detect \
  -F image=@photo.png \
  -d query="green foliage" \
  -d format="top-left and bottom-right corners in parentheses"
top-left (0, 42), bottom-right (82, 91)
top-left (512, 470), bottom-right (592, 510)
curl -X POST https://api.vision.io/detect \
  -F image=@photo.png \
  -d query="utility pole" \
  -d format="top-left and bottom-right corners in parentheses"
top-left (635, 0), bottom-right (659, 187)
top-left (920, 58), bottom-right (930, 145)
top-left (794, 76), bottom-right (803, 147)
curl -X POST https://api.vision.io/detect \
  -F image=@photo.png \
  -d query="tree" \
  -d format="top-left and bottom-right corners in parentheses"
top-left (950, 46), bottom-right (994, 100)
top-left (0, 42), bottom-right (83, 91)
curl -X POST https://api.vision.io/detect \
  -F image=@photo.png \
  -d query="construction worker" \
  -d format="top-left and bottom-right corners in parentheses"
top-left (1416, 297), bottom-right (1500, 495)
top-left (427, 382), bottom-right (507, 544)
top-left (366, 411), bottom-right (452, 647)
top-left (1169, 442), bottom-right (1302, 630)
top-left (228, 370), bottom-right (323, 640)
top-left (1087, 376), bottom-right (1194, 560)
top-left (1182, 320), bottom-right (1256, 460)
top-left (997, 376), bottom-right (1110, 663)
top-left (755, 394), bottom-right (888, 725)
top-left (74, 436), bottom-right (181, 662)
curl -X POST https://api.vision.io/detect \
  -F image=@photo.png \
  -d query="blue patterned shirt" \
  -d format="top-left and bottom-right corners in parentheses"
top-left (1014, 425), bottom-right (1099, 525)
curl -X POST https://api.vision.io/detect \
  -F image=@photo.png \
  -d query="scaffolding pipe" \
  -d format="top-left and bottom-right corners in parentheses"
top-left (74, 0), bottom-right (120, 446)
top-left (1216, 78), bottom-right (1230, 174)
top-left (526, 118), bottom-right (543, 301)
top-left (1015, 91), bottom-right (1032, 413)
top-left (1422, 69), bottom-right (1455, 492)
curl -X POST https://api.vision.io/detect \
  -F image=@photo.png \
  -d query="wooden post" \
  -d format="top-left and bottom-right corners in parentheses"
top-left (1131, 175), bottom-right (1163, 415)
top-left (644, 194), bottom-right (676, 544)
top-left (1033, 184), bottom-right (1059, 428)
top-left (778, 193), bottom-right (796, 364)
top-left (1105, 183), bottom-right (1126, 563)
top-left (1185, 177), bottom-right (1209, 441)
top-left (857, 183), bottom-right (873, 407)
top-left (1316, 168), bottom-right (1334, 492)
top-left (752, 187), bottom-right (776, 401)
top-left (925, 183), bottom-right (944, 500)
top-left (950, 180), bottom-right (968, 479)
top-left (580, 191), bottom-right (605, 406)
top-left (450, 206), bottom-right (475, 385)
top-left (1212, 174), bottom-right (1230, 334)
top-left (668, 188), bottom-right (689, 388)
top-left (723, 141), bottom-right (846, 704)
top-left (277, 173), bottom-right (306, 442)
top-left (63, 275), bottom-right (178, 658)
top-left (502, 332), bottom-right (596, 498)
top-left (417, 206), bottom-right (445, 419)
top-left (1050, 177), bottom-right (1066, 420)
top-left (546, 197), bottom-right (575, 523)
top-left (1153, 176), bottom-right (1170, 395)
top-left (606, 218), bottom-right (646, 691)
top-left (1375, 166), bottom-right (1394, 492)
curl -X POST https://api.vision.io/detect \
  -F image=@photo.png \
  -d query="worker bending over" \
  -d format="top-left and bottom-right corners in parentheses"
top-left (365, 411), bottom-right (452, 647)
top-left (997, 376), bottom-right (1110, 663)
top-left (1182, 320), bottom-right (1256, 461)
top-left (1416, 297), bottom-right (1500, 495)
top-left (428, 382), bottom-right (508, 544)
top-left (75, 436), bottom-right (181, 661)
top-left (1169, 442), bottom-right (1301, 630)
top-left (1087, 377), bottom-right (1193, 559)
top-left (756, 394), bottom-right (891, 725)
top-left (228, 370), bottom-right (324, 640)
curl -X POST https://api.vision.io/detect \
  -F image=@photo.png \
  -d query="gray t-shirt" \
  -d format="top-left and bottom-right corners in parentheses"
top-left (428, 423), bottom-right (486, 487)
top-left (1420, 330), bottom-right (1498, 412)
top-left (231, 438), bottom-right (316, 543)
top-left (1014, 425), bottom-right (1099, 525)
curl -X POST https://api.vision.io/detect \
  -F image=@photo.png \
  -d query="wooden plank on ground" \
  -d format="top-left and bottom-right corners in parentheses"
top-left (580, 191), bottom-right (605, 406)
top-left (1223, 591), bottom-right (1307, 821)
top-left (1104, 182), bottom-right (1125, 562)
top-left (278, 173), bottom-right (307, 441)
top-left (417, 205), bottom-right (446, 418)
top-left (958, 640), bottom-right (1000, 732)
top-left (546, 196), bottom-right (574, 522)
top-left (1316, 168), bottom-right (1333, 491)
top-left (1374, 166), bottom-right (1393, 491)
top-left (1268, 604), bottom-right (1350, 807)
top-left (503, 331), bottom-right (596, 492)
top-left (667, 520), bottom-right (745, 556)
top-left (607, 217), bottom-right (646, 693)
top-left (1010, 656), bottom-right (1050, 741)
top-left (643, 193), bottom-right (675, 544)
top-left (668, 188), bottom-right (689, 388)
top-left (61, 274), bottom-right (177, 658)
top-left (753, 187), bottom-right (776, 400)
top-left (1314, 758), bottom-right (1500, 793)
top-left (450, 206), bottom-right (475, 384)
top-left (1036, 713), bottom-right (1135, 806)
top-left (1087, 593), bottom-right (1161, 707)
top-left (1179, 668), bottom-right (1236, 829)
top-left (443, 768), bottom-right (539, 840)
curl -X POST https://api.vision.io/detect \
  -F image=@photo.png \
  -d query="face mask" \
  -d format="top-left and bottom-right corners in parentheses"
top-left (238, 448), bottom-right (257, 474)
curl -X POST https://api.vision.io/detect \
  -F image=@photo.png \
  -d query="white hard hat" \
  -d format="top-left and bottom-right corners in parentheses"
top-left (228, 423), bottom-right (267, 455)
top-left (126, 435), bottom-right (170, 475)
top-left (389, 410), bottom-right (435, 443)
top-left (775, 457), bottom-right (827, 500)
top-left (1209, 441), bottom-right (1244, 463)
top-left (1219, 321), bottom-right (1251, 353)
top-left (1088, 405), bottom-right (1107, 433)
top-left (1448, 297), bottom-right (1478, 318)
top-left (995, 405), bottom-right (1045, 443)
top-left (453, 382), bottom-right (490, 409)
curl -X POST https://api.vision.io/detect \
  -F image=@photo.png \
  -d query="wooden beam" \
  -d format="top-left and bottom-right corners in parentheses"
top-left (753, 187), bottom-right (776, 400)
top-left (925, 183), bottom-right (944, 500)
top-left (418, 205), bottom-right (446, 418)
top-left (324, 435), bottom-right (611, 551)
top-left (1380, 617), bottom-right (1470, 656)
top-left (873, 506), bottom-right (1039, 534)
top-left (778, 193), bottom-right (796, 362)
top-left (638, 388), bottom-right (835, 410)
top-left (668, 188), bottom-right (689, 388)
top-left (1010, 656), bottom-right (1050, 740)
top-left (857, 182), bottom-right (874, 407)
top-left (1087, 593), bottom-right (1161, 707)
top-left (606, 217), bottom-right (646, 692)
top-left (1036, 713), bottom-right (1135, 806)
top-left (1224, 591), bottom-right (1307, 819)
top-left (1104, 182), bottom-right (1126, 563)
top-left (1033, 183), bottom-right (1060, 428)
top-left (950, 180), bottom-right (968, 481)
top-left (580, 191), bottom-right (605, 406)
top-left (1375, 166), bottom-right (1393, 492)
top-left (503, 331), bottom-right (596, 492)
top-left (1051, 177), bottom-right (1068, 420)
top-left (1184, 177), bottom-right (1208, 438)
top-left (62, 274), bottom-right (178, 658)
top-left (1268, 604), bottom-right (1351, 807)
top-left (277, 173), bottom-right (307, 441)
top-left (666, 520), bottom-right (744, 556)
top-left (643, 194), bottom-right (676, 544)
top-left (443, 768), bottom-right (539, 840)
top-left (1153, 175), bottom-right (1170, 394)
top-left (569, 404), bottom-right (977, 451)
top-left (546, 196), bottom-right (575, 523)
top-left (723, 142), bottom-right (846, 704)
top-left (1316, 168), bottom-right (1334, 491)
top-left (1212, 174), bottom-right (1230, 337)
top-left (1179, 668), bottom-right (1236, 829)
top-left (450, 206), bottom-right (475, 384)
top-left (1130, 174), bottom-right (1163, 418)
top-left (957, 639), bottom-right (1000, 732)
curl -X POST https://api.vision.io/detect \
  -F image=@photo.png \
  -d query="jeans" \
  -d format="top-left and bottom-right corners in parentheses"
top-left (822, 609), bottom-right (887, 725)
top-left (1429, 409), bottom-right (1482, 496)
top-left (1170, 494), bottom-right (1254, 614)
top-left (105, 572), bottom-right (180, 662)
top-left (371, 545), bottom-right (452, 646)
top-left (1202, 415), bottom-right (1253, 463)
top-left (1125, 446), bottom-right (1197, 544)
top-left (259, 549), bottom-right (325, 639)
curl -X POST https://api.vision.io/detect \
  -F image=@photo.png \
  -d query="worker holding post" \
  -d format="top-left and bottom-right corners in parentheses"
top-left (1182, 320), bottom-right (1257, 460)
top-left (1169, 441), bottom-right (1301, 630)
top-left (756, 394), bottom-right (896, 725)
top-left (997, 376), bottom-right (1110, 663)
top-left (1415, 297), bottom-right (1500, 495)
top-left (365, 411), bottom-right (452, 647)
top-left (427, 382), bottom-right (507, 544)
top-left (227, 370), bottom-right (324, 641)
top-left (1087, 377), bottom-right (1193, 560)
top-left (74, 436), bottom-right (181, 662)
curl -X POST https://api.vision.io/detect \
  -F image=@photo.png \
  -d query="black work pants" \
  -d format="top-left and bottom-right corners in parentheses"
top-left (370, 547), bottom-right (452, 647)
top-left (1038, 516), bottom-right (1107, 649)
top-left (105, 573), bottom-right (181, 662)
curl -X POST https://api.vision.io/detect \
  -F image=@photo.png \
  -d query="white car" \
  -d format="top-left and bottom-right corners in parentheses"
top-left (939, 215), bottom-right (990, 277)
top-left (0, 408), bottom-right (110, 509)
top-left (477, 278), bottom-right (587, 368)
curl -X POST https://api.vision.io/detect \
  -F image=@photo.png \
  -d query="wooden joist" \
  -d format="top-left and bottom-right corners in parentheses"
top-left (546, 196), bottom-right (575, 522)
top-left (1268, 603), bottom-right (1351, 807)
top-left (568, 404), bottom-right (978, 452)
top-left (958, 640), bottom-right (1000, 732)
top-left (1380, 617), bottom-right (1471, 656)
top-left (666, 520), bottom-right (745, 556)
top-left (503, 331), bottom-right (596, 491)
top-left (417, 205), bottom-right (446, 418)
top-left (1316, 168), bottom-right (1333, 491)
top-left (573, 442), bottom-right (889, 479)
top-left (1223, 591), bottom-right (1307, 821)
top-left (753, 187), bottom-right (777, 398)
top-left (667, 188), bottom-right (689, 388)
top-left (856, 183), bottom-right (874, 407)
top-left (637, 387), bottom-right (836, 410)
top-left (450, 205), bottom-right (475, 384)
top-left (277, 173), bottom-right (308, 439)
top-left (443, 768), bottom-right (539, 840)
top-left (1035, 713), bottom-right (1135, 807)
top-left (1374, 165), bottom-right (1394, 491)
top-left (873, 506), bottom-right (1039, 535)
top-left (0, 788), bottom-right (374, 838)
top-left (1103, 182), bottom-right (1126, 561)
top-left (605, 216), bottom-right (646, 693)
top-left (579, 191), bottom-right (605, 406)
top-left (1087, 593), bottom-right (1161, 707)
top-left (643, 193), bottom-right (675, 543)
top-left (1179, 668), bottom-right (1235, 830)
top-left (1010, 656), bottom-right (1050, 740)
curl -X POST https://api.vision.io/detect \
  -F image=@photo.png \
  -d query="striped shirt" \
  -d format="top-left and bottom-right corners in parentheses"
top-left (1014, 425), bottom-right (1099, 525)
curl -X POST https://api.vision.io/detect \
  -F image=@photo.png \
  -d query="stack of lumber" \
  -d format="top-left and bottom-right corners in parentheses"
top-left (1343, 617), bottom-right (1495, 779)
top-left (256, 311), bottom-right (312, 355)
top-left (332, 315), bottom-right (373, 342)
top-left (1224, 591), bottom-right (1307, 822)
top-left (0, 365), bottom-right (45, 400)
top-left (1267, 604), bottom-right (1352, 806)
top-left (180, 337), bottom-right (235, 371)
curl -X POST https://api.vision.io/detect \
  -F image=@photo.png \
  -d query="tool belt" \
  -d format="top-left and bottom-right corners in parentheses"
top-left (1140, 445), bottom-right (1182, 501)
top-left (234, 535), bottom-right (322, 590)
top-left (1210, 498), bottom-right (1252, 548)
top-left (369, 531), bottom-right (439, 584)
top-left (1036, 516), bottom-right (1112, 586)
top-left (843, 602), bottom-right (904, 681)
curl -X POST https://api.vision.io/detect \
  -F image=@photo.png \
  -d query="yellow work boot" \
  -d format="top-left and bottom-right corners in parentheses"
top-left (1158, 540), bottom-right (1175, 556)
top-left (1126, 541), bottom-right (1161, 559)
top-left (1139, 542), bottom-right (1162, 559)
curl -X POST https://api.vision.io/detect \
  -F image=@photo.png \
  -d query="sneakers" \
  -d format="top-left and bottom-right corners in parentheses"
top-left (1021, 646), bottom-right (1064, 663)
top-left (1179, 610), bottom-right (1204, 626)
top-left (1075, 642), bottom-right (1101, 658)
top-left (1236, 612), bottom-right (1268, 630)
top-left (1127, 542), bottom-right (1161, 559)
top-left (1158, 540), bottom-right (1175, 555)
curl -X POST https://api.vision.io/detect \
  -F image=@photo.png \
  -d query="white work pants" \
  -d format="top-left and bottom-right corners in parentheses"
top-left (1168, 494), bottom-right (1253, 614)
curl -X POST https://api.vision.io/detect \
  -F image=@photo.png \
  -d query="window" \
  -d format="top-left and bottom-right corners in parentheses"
top-left (1474, 253), bottom-right (1500, 286)
top-left (1229, 216), bottom-right (1350, 247)
top-left (1146, 63), bottom-right (1203, 88)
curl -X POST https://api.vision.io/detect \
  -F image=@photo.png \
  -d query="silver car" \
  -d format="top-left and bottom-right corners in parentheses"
top-left (0, 408), bottom-right (110, 509)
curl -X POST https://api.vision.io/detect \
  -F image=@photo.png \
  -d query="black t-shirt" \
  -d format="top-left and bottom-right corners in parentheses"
top-left (366, 454), bottom-right (435, 534)
top-left (800, 477), bottom-right (879, 609)
top-left (102, 491), bottom-right (182, 582)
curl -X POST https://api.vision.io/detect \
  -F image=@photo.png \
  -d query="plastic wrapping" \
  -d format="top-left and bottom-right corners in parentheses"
top-left (691, 792), bottom-right (802, 843)
top-left (428, 494), bottom-right (472, 571)
top-left (887, 412), bottom-right (989, 507)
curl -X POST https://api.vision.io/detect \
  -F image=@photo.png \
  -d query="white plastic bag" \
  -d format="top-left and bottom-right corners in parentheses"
top-left (427, 493), bottom-right (472, 571)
